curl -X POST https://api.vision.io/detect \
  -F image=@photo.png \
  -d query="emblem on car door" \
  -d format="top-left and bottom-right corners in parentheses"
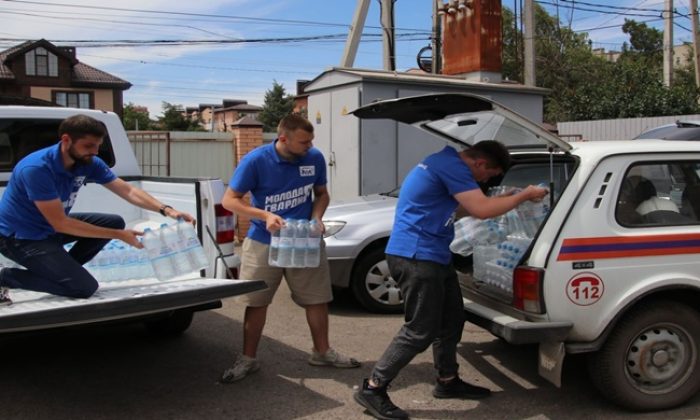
top-left (566, 272), bottom-right (604, 306)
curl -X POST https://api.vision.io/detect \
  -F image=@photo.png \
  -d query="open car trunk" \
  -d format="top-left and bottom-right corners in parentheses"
top-left (454, 151), bottom-right (578, 304)
top-left (0, 277), bottom-right (265, 333)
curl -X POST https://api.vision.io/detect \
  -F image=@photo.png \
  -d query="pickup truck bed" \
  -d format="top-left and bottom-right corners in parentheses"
top-left (0, 276), bottom-right (265, 333)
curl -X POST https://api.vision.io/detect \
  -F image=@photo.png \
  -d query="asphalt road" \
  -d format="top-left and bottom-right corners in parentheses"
top-left (2, 282), bottom-right (700, 420)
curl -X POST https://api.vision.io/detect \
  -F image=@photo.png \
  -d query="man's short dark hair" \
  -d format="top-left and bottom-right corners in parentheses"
top-left (59, 114), bottom-right (106, 140)
top-left (277, 114), bottom-right (314, 136)
top-left (466, 140), bottom-right (510, 171)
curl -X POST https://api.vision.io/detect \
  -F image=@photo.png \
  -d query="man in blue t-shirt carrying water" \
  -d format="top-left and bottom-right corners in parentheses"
top-left (220, 114), bottom-right (359, 383)
top-left (0, 114), bottom-right (194, 305)
top-left (354, 141), bottom-right (549, 419)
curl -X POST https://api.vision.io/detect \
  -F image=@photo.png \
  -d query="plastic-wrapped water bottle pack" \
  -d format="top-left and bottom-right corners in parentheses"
top-left (450, 185), bottom-right (550, 292)
top-left (85, 218), bottom-right (208, 282)
top-left (268, 218), bottom-right (322, 268)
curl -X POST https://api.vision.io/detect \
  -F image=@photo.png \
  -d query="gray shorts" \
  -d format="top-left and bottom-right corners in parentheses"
top-left (237, 237), bottom-right (333, 307)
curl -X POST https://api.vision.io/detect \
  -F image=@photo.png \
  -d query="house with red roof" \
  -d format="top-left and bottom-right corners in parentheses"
top-left (0, 39), bottom-right (131, 118)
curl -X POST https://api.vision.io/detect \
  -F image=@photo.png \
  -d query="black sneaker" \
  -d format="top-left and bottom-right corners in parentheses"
top-left (433, 376), bottom-right (491, 399)
top-left (0, 287), bottom-right (11, 307)
top-left (353, 379), bottom-right (409, 420)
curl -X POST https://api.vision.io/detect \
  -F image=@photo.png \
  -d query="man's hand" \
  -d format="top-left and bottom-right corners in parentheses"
top-left (522, 185), bottom-right (549, 202)
top-left (117, 229), bottom-right (144, 248)
top-left (165, 207), bottom-right (196, 225)
top-left (266, 213), bottom-right (286, 233)
top-left (312, 217), bottom-right (326, 234)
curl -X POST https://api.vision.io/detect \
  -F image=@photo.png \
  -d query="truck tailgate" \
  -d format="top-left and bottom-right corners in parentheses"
top-left (0, 277), bottom-right (266, 333)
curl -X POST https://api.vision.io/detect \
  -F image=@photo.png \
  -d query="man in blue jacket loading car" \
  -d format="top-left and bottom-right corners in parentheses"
top-left (354, 140), bottom-right (549, 419)
top-left (0, 114), bottom-right (193, 305)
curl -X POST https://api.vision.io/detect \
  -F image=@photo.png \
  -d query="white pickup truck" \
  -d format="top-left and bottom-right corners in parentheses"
top-left (352, 93), bottom-right (700, 411)
top-left (0, 106), bottom-right (265, 335)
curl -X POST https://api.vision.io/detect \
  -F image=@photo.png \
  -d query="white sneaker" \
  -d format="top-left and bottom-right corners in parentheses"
top-left (220, 354), bottom-right (260, 383)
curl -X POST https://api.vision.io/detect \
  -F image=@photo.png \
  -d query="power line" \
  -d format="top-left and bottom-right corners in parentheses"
top-left (0, 0), bottom-right (432, 33)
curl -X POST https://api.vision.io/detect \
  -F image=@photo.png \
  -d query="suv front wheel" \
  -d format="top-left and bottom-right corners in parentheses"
top-left (588, 300), bottom-right (700, 411)
top-left (350, 247), bottom-right (403, 313)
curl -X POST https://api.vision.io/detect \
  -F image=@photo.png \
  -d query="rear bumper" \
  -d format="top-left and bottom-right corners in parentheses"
top-left (463, 297), bottom-right (572, 344)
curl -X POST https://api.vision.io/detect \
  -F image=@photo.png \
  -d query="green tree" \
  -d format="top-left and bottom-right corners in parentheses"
top-left (123, 102), bottom-right (152, 130)
top-left (258, 81), bottom-right (295, 132)
top-left (502, 7), bottom-right (700, 122)
top-left (158, 102), bottom-right (204, 131)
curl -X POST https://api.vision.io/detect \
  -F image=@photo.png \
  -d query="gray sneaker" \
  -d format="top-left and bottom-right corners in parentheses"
top-left (220, 354), bottom-right (260, 383)
top-left (308, 348), bottom-right (361, 368)
top-left (0, 287), bottom-right (11, 307)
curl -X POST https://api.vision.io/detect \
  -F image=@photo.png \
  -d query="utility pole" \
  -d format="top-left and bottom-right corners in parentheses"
top-left (663, 0), bottom-right (674, 87)
top-left (340, 0), bottom-right (370, 68)
top-left (380, 0), bottom-right (395, 71)
top-left (691, 0), bottom-right (700, 88)
top-left (523, 0), bottom-right (535, 86)
top-left (431, 0), bottom-right (441, 74)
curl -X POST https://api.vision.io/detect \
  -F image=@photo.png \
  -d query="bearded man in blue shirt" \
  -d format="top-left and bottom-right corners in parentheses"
top-left (0, 114), bottom-right (193, 305)
top-left (354, 140), bottom-right (549, 419)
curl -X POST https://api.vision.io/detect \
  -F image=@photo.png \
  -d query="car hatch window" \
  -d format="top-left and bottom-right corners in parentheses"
top-left (0, 118), bottom-right (115, 171)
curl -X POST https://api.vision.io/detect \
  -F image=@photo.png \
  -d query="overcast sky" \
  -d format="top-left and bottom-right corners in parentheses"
top-left (0, 0), bottom-right (692, 117)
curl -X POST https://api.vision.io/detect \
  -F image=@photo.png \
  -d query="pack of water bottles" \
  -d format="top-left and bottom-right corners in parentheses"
top-left (268, 218), bottom-right (322, 268)
top-left (86, 218), bottom-right (209, 282)
top-left (449, 185), bottom-right (551, 293)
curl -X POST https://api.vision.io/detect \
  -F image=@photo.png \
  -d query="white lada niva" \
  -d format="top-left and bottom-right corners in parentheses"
top-left (353, 93), bottom-right (700, 411)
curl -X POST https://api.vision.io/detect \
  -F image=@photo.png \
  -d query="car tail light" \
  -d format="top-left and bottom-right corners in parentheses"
top-left (215, 204), bottom-right (235, 244)
top-left (512, 266), bottom-right (545, 314)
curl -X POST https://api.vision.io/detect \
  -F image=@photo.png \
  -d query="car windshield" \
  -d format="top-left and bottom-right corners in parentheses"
top-left (381, 187), bottom-right (400, 198)
top-left (635, 124), bottom-right (700, 140)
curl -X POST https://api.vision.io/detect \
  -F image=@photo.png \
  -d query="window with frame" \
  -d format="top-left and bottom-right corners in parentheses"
top-left (25, 47), bottom-right (58, 77)
top-left (0, 118), bottom-right (115, 171)
top-left (616, 161), bottom-right (700, 226)
top-left (53, 92), bottom-right (92, 109)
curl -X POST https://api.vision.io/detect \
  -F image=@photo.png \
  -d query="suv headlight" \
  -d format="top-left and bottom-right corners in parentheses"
top-left (322, 220), bottom-right (346, 237)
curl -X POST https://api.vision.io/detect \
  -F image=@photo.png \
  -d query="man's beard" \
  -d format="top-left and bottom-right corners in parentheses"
top-left (68, 145), bottom-right (94, 165)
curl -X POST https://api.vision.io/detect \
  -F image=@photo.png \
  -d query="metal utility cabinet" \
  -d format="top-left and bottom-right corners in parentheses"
top-left (305, 67), bottom-right (548, 200)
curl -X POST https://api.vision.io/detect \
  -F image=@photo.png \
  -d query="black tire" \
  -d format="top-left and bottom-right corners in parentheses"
top-left (144, 310), bottom-right (195, 337)
top-left (588, 300), bottom-right (700, 411)
top-left (350, 246), bottom-right (403, 313)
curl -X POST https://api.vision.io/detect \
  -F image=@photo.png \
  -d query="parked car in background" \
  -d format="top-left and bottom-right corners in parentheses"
top-left (323, 188), bottom-right (400, 313)
top-left (634, 120), bottom-right (700, 140)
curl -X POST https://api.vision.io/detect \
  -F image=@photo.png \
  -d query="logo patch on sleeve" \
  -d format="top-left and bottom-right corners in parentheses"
top-left (300, 166), bottom-right (315, 177)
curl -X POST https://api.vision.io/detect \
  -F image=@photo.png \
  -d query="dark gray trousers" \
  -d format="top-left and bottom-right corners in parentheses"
top-left (370, 254), bottom-right (465, 386)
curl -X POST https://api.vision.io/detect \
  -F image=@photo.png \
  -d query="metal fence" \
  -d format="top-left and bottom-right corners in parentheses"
top-left (557, 114), bottom-right (700, 141)
top-left (127, 131), bottom-right (237, 181)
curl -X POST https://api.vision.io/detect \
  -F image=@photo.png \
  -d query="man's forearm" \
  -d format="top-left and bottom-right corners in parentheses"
top-left (311, 193), bottom-right (330, 220)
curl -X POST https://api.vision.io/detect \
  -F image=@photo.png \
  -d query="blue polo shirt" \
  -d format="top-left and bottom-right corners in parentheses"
top-left (0, 143), bottom-right (116, 240)
top-left (386, 146), bottom-right (479, 265)
top-left (229, 140), bottom-right (327, 244)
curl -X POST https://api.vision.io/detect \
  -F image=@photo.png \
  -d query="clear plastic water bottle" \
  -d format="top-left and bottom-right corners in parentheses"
top-left (162, 223), bottom-right (191, 276)
top-left (142, 227), bottom-right (176, 281)
top-left (136, 242), bottom-right (155, 279)
top-left (176, 218), bottom-right (208, 271)
top-left (292, 219), bottom-right (309, 268)
top-left (306, 220), bottom-right (322, 268)
top-left (269, 228), bottom-right (280, 267)
top-left (277, 218), bottom-right (295, 267)
top-left (123, 246), bottom-right (140, 280)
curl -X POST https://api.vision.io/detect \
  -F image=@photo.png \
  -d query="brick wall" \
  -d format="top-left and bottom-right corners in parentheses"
top-left (231, 118), bottom-right (263, 240)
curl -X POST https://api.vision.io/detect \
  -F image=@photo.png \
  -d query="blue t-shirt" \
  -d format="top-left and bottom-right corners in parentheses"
top-left (0, 142), bottom-right (116, 240)
top-left (229, 140), bottom-right (327, 244)
top-left (386, 146), bottom-right (479, 265)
